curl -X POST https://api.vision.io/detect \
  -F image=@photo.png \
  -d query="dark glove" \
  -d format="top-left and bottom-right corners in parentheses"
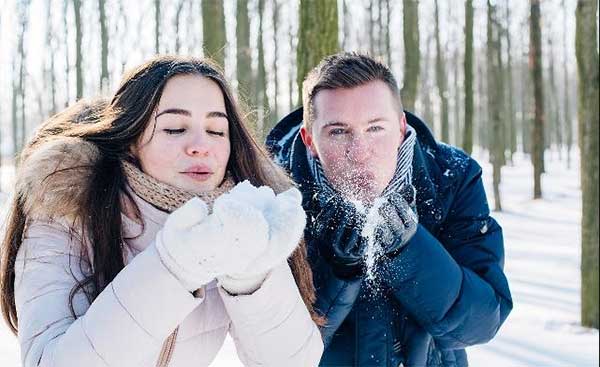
top-left (374, 187), bottom-right (419, 256)
top-left (308, 188), bottom-right (367, 279)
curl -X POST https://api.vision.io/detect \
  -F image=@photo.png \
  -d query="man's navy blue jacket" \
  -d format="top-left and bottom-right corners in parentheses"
top-left (266, 108), bottom-right (512, 367)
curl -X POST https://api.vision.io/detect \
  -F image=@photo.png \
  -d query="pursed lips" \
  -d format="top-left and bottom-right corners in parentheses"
top-left (181, 165), bottom-right (214, 182)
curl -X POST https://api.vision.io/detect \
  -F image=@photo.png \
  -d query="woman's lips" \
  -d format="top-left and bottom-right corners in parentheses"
top-left (182, 172), bottom-right (213, 182)
top-left (181, 166), bottom-right (214, 182)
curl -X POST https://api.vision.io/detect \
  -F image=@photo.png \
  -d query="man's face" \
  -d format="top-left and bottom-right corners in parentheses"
top-left (300, 80), bottom-right (405, 202)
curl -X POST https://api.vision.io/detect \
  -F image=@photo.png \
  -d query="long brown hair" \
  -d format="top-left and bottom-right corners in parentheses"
top-left (1, 55), bottom-right (320, 335)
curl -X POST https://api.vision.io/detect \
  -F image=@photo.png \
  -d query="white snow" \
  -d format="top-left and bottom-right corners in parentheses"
top-left (1, 150), bottom-right (598, 366)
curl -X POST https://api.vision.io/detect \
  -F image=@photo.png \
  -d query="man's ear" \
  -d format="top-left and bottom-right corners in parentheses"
top-left (300, 126), bottom-right (319, 158)
top-left (400, 112), bottom-right (407, 137)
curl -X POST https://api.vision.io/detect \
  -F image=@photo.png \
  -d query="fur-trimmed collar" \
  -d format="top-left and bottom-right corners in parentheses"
top-left (16, 137), bottom-right (99, 222)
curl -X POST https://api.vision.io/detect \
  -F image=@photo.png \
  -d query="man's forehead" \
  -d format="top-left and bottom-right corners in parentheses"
top-left (312, 83), bottom-right (400, 128)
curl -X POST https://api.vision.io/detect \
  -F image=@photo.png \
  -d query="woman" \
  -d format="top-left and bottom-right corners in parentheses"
top-left (0, 56), bottom-right (323, 367)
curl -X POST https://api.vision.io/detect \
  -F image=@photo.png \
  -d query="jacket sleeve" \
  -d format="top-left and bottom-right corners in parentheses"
top-left (14, 221), bottom-right (203, 367)
top-left (381, 159), bottom-right (513, 350)
top-left (308, 254), bottom-right (362, 348)
top-left (219, 263), bottom-right (324, 366)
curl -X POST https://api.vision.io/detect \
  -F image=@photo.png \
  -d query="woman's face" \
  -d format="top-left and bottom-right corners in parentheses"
top-left (135, 74), bottom-right (231, 193)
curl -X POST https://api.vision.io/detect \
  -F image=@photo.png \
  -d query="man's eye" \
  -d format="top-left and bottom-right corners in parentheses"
top-left (368, 126), bottom-right (384, 132)
top-left (164, 128), bottom-right (185, 135)
top-left (207, 130), bottom-right (226, 137)
top-left (329, 128), bottom-right (346, 136)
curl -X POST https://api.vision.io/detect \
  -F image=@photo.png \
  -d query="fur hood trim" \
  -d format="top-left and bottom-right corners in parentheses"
top-left (16, 137), bottom-right (99, 222)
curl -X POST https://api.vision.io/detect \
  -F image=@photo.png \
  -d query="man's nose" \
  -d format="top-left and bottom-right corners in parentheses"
top-left (345, 135), bottom-right (371, 163)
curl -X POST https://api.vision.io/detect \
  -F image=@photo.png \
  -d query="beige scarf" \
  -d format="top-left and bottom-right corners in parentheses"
top-left (122, 160), bottom-right (235, 367)
top-left (122, 160), bottom-right (235, 212)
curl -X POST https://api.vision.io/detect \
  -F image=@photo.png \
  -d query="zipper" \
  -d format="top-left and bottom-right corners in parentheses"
top-left (155, 287), bottom-right (204, 366)
top-left (156, 327), bottom-right (179, 367)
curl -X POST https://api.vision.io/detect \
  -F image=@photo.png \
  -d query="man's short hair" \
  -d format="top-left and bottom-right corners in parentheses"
top-left (302, 52), bottom-right (402, 131)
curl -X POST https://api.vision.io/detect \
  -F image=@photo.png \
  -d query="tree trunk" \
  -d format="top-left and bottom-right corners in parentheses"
top-left (421, 34), bottom-right (434, 131)
top-left (384, 0), bottom-right (391, 66)
top-left (17, 0), bottom-right (30, 153)
top-left (487, 0), bottom-right (503, 211)
top-left (548, 39), bottom-right (562, 159)
top-left (11, 60), bottom-right (19, 158)
top-left (288, 7), bottom-right (296, 111)
top-left (434, 0), bottom-right (449, 143)
top-left (530, 0), bottom-right (544, 199)
top-left (257, 0), bottom-right (270, 137)
top-left (174, 0), bottom-right (186, 53)
top-left (368, 0), bottom-right (375, 54)
top-left (154, 0), bottom-right (160, 53)
top-left (576, 0), bottom-right (599, 330)
top-left (272, 0), bottom-right (280, 124)
top-left (463, 0), bottom-right (474, 154)
top-left (453, 49), bottom-right (461, 147)
top-left (562, 0), bottom-right (572, 168)
top-left (401, 0), bottom-right (419, 111)
top-left (46, 0), bottom-right (57, 116)
top-left (296, 0), bottom-right (339, 103)
top-left (63, 0), bottom-right (70, 106)
top-left (99, 0), bottom-right (109, 91)
top-left (504, 0), bottom-right (516, 163)
top-left (236, 0), bottom-right (252, 99)
top-left (73, 0), bottom-right (83, 100)
top-left (202, 0), bottom-right (227, 68)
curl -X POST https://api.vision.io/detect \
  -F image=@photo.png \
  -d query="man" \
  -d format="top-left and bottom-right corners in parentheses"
top-left (266, 53), bottom-right (512, 366)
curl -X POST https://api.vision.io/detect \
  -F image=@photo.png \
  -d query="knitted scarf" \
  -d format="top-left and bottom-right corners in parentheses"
top-left (122, 160), bottom-right (235, 213)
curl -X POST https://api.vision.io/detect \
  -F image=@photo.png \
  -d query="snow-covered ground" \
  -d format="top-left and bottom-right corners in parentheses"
top-left (1, 150), bottom-right (598, 366)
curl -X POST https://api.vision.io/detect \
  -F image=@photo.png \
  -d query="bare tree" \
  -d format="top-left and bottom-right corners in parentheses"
top-left (174, 0), bottom-right (186, 53)
top-left (15, 0), bottom-right (31, 153)
top-left (401, 0), bottom-right (420, 111)
top-left (202, 0), bottom-right (227, 67)
top-left (434, 0), bottom-right (449, 142)
top-left (487, 0), bottom-right (504, 211)
top-left (73, 0), bottom-right (83, 100)
top-left (272, 0), bottom-right (280, 123)
top-left (63, 0), bottom-right (71, 106)
top-left (463, 0), bottom-right (474, 154)
top-left (562, 0), bottom-right (573, 168)
top-left (530, 0), bottom-right (545, 199)
top-left (296, 0), bottom-right (339, 102)
top-left (154, 0), bottom-right (160, 53)
top-left (46, 0), bottom-right (57, 115)
top-left (99, 0), bottom-right (109, 91)
top-left (236, 0), bottom-right (252, 99)
top-left (576, 0), bottom-right (599, 330)
top-left (257, 0), bottom-right (270, 136)
top-left (504, 0), bottom-right (516, 163)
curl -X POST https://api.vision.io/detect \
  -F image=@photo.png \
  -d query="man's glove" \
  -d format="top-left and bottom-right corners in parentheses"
top-left (309, 188), bottom-right (367, 279)
top-left (374, 189), bottom-right (419, 256)
top-left (308, 185), bottom-right (419, 279)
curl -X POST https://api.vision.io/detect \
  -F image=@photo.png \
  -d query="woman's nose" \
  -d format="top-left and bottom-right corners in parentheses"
top-left (185, 131), bottom-right (210, 156)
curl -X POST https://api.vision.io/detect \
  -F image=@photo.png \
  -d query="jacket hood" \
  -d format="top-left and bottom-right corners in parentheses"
top-left (15, 137), bottom-right (99, 222)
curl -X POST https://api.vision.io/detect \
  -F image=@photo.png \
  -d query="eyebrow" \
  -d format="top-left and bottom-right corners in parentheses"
top-left (321, 121), bottom-right (347, 130)
top-left (155, 108), bottom-right (228, 119)
top-left (367, 117), bottom-right (387, 124)
top-left (321, 117), bottom-right (386, 130)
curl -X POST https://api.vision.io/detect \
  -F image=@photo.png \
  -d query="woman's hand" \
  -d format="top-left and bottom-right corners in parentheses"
top-left (155, 196), bottom-right (270, 292)
top-left (217, 181), bottom-right (307, 294)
